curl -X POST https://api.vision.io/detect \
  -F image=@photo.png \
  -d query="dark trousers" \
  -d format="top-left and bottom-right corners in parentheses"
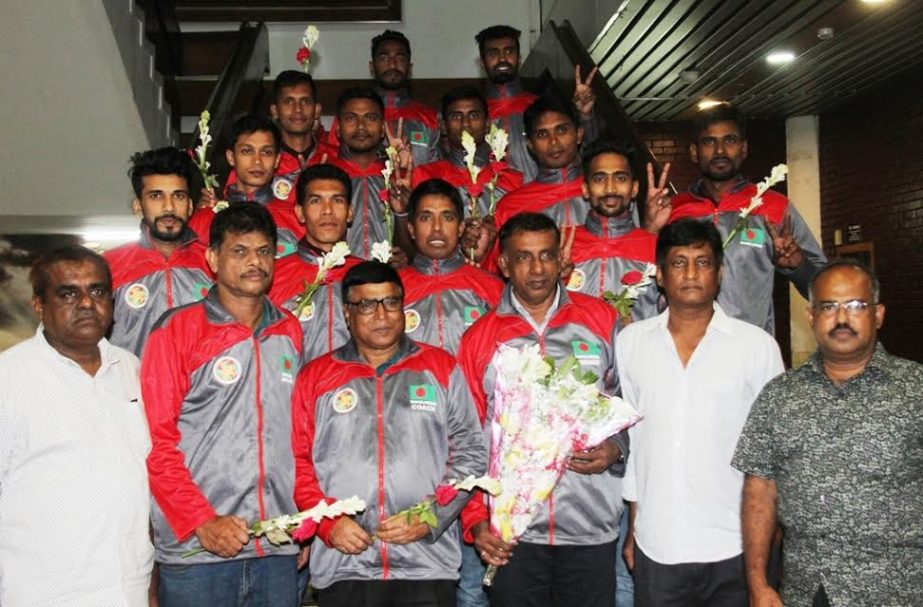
top-left (490, 540), bottom-right (617, 607)
top-left (633, 546), bottom-right (748, 607)
top-left (317, 579), bottom-right (456, 607)
top-left (158, 555), bottom-right (298, 607)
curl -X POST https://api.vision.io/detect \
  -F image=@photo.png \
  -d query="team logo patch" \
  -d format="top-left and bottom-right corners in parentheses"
top-left (124, 283), bottom-right (149, 308)
top-left (280, 354), bottom-right (295, 384)
top-left (566, 268), bottom-right (586, 292)
top-left (404, 309), bottom-right (421, 333)
top-left (298, 301), bottom-right (315, 322)
top-left (463, 305), bottom-right (485, 327)
top-left (571, 340), bottom-right (601, 364)
top-left (333, 387), bottom-right (358, 414)
top-left (740, 227), bottom-right (765, 248)
top-left (409, 130), bottom-right (429, 146)
top-left (276, 241), bottom-right (297, 258)
top-left (193, 282), bottom-right (210, 301)
top-left (409, 383), bottom-right (437, 412)
top-left (272, 177), bottom-right (293, 200)
top-left (213, 356), bottom-right (242, 385)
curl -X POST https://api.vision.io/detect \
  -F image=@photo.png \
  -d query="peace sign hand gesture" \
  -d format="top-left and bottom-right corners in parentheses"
top-left (643, 162), bottom-right (672, 234)
top-left (573, 65), bottom-right (598, 119)
top-left (766, 214), bottom-right (805, 269)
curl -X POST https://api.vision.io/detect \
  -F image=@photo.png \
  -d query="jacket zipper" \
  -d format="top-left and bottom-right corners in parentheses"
top-left (375, 375), bottom-right (390, 578)
top-left (253, 336), bottom-right (267, 556)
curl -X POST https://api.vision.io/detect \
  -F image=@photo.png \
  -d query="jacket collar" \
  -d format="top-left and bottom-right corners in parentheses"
top-left (535, 161), bottom-right (582, 185)
top-left (584, 210), bottom-right (636, 238)
top-left (374, 86), bottom-right (411, 107)
top-left (689, 174), bottom-right (749, 202)
top-left (486, 78), bottom-right (526, 99)
top-left (226, 182), bottom-right (274, 205)
top-left (202, 287), bottom-right (284, 333)
top-left (411, 251), bottom-right (465, 274)
top-left (336, 334), bottom-right (419, 371)
top-left (803, 341), bottom-right (890, 384)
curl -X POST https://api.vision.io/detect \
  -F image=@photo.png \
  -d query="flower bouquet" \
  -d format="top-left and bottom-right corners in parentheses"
top-left (482, 344), bottom-right (642, 585)
top-left (602, 263), bottom-right (657, 322)
top-left (292, 241), bottom-right (350, 319)
top-left (723, 163), bottom-right (788, 248)
top-left (297, 25), bottom-right (319, 73)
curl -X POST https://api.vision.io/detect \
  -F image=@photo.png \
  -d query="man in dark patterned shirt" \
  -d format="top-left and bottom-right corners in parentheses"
top-left (733, 261), bottom-right (923, 607)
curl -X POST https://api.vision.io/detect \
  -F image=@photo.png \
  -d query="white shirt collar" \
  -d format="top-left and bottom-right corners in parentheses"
top-left (648, 302), bottom-right (736, 337)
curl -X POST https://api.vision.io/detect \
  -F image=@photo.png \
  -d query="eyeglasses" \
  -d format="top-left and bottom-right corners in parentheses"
top-left (814, 299), bottom-right (875, 316)
top-left (346, 296), bottom-right (403, 315)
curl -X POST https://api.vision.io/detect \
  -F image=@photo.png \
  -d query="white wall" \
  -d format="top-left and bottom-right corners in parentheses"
top-left (0, 1), bottom-right (149, 217)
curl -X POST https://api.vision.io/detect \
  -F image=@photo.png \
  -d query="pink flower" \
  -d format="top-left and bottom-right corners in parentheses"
top-left (434, 485), bottom-right (459, 506)
top-left (297, 47), bottom-right (311, 64)
top-left (291, 518), bottom-right (318, 542)
top-left (620, 270), bottom-right (644, 286)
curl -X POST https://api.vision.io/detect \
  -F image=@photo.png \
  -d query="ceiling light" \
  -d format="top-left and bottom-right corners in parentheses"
top-left (860, 0), bottom-right (889, 4)
top-left (766, 51), bottom-right (796, 65)
top-left (817, 27), bottom-right (835, 40)
top-left (697, 99), bottom-right (725, 110)
top-left (679, 69), bottom-right (700, 83)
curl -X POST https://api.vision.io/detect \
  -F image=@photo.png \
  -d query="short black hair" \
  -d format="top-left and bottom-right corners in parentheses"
top-left (129, 146), bottom-right (199, 199)
top-left (209, 202), bottom-right (278, 250)
top-left (693, 103), bottom-right (748, 140)
top-left (655, 218), bottom-right (723, 270)
top-left (809, 260), bottom-right (881, 305)
top-left (272, 70), bottom-right (316, 103)
top-left (440, 85), bottom-right (488, 122)
top-left (408, 179), bottom-right (464, 220)
top-left (295, 164), bottom-right (353, 206)
top-left (371, 29), bottom-right (411, 59)
top-left (475, 25), bottom-right (522, 57)
top-left (30, 245), bottom-right (112, 300)
top-left (341, 261), bottom-right (403, 301)
top-left (580, 140), bottom-right (636, 180)
top-left (523, 95), bottom-right (579, 139)
top-left (498, 212), bottom-right (560, 253)
top-left (226, 115), bottom-right (281, 152)
top-left (336, 86), bottom-right (385, 118)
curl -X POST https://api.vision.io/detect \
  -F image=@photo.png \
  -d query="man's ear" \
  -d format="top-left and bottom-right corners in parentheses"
top-left (368, 61), bottom-right (375, 78)
top-left (294, 203), bottom-right (306, 225)
top-left (225, 148), bottom-right (236, 168)
top-left (631, 180), bottom-right (639, 200)
top-left (206, 246), bottom-right (219, 274)
top-left (498, 252), bottom-right (511, 279)
top-left (576, 125), bottom-right (585, 146)
top-left (31, 294), bottom-right (44, 322)
top-left (655, 265), bottom-right (663, 289)
top-left (689, 142), bottom-right (698, 164)
top-left (581, 181), bottom-right (590, 201)
top-left (875, 303), bottom-right (886, 330)
top-left (131, 198), bottom-right (143, 218)
top-left (270, 103), bottom-right (279, 121)
top-left (741, 139), bottom-right (749, 162)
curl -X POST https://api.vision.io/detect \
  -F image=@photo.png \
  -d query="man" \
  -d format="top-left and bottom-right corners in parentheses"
top-left (292, 261), bottom-right (486, 606)
top-left (734, 261), bottom-right (923, 606)
top-left (476, 25), bottom-right (598, 182)
top-left (413, 86), bottom-right (523, 219)
top-left (270, 163), bottom-right (363, 363)
top-left (105, 146), bottom-right (213, 356)
top-left (190, 115), bottom-right (306, 256)
top-left (370, 29), bottom-right (440, 167)
top-left (399, 178), bottom-right (504, 355)
top-left (564, 141), bottom-right (660, 322)
top-left (458, 212), bottom-right (628, 607)
top-left (647, 103), bottom-right (825, 334)
top-left (0, 246), bottom-right (152, 604)
top-left (617, 219), bottom-right (784, 606)
top-left (143, 204), bottom-right (303, 604)
top-left (225, 71), bottom-right (333, 205)
top-left (328, 86), bottom-right (414, 261)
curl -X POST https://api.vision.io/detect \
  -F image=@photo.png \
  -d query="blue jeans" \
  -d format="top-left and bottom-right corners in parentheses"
top-left (457, 529), bottom-right (489, 607)
top-left (615, 506), bottom-right (634, 607)
top-left (158, 555), bottom-right (298, 607)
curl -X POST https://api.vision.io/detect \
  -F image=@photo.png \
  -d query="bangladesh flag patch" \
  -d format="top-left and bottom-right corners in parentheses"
top-left (193, 282), bottom-right (211, 301)
top-left (463, 305), bottom-right (485, 327)
top-left (409, 383), bottom-right (437, 411)
top-left (280, 354), bottom-right (295, 383)
top-left (571, 340), bottom-right (601, 361)
top-left (740, 227), bottom-right (765, 248)
top-left (409, 130), bottom-right (429, 146)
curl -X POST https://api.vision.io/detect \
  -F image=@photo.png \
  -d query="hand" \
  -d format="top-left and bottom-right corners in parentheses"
top-left (197, 187), bottom-right (218, 210)
top-left (377, 513), bottom-right (431, 545)
top-left (462, 216), bottom-right (497, 264)
top-left (384, 117), bottom-right (406, 153)
top-left (766, 214), bottom-right (805, 269)
top-left (567, 440), bottom-right (622, 475)
top-left (472, 521), bottom-right (513, 567)
top-left (559, 224), bottom-right (577, 280)
top-left (328, 517), bottom-right (372, 555)
top-left (296, 545), bottom-right (310, 570)
top-left (622, 530), bottom-right (635, 571)
top-left (749, 584), bottom-right (784, 607)
top-left (194, 515), bottom-right (249, 558)
top-left (388, 184), bottom-right (411, 215)
top-left (388, 245), bottom-right (410, 269)
top-left (573, 65), bottom-right (598, 118)
top-left (643, 162), bottom-right (672, 234)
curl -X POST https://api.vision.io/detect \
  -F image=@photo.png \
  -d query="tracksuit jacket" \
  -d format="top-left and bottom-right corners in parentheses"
top-left (141, 289), bottom-right (303, 564)
top-left (494, 163), bottom-right (588, 231)
top-left (104, 226), bottom-right (213, 357)
top-left (457, 285), bottom-right (629, 547)
top-left (398, 251), bottom-right (505, 355)
top-left (328, 151), bottom-right (390, 260)
top-left (224, 137), bottom-right (334, 206)
top-left (292, 337), bottom-right (486, 589)
top-left (670, 176), bottom-right (826, 334)
top-left (412, 144), bottom-right (523, 218)
top-left (566, 212), bottom-right (661, 321)
top-left (269, 240), bottom-right (364, 363)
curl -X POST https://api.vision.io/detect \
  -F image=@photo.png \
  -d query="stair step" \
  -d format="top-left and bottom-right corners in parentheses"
top-left (181, 31), bottom-right (239, 76)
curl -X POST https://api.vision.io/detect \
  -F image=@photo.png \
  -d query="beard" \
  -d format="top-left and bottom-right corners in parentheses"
top-left (488, 63), bottom-right (518, 84)
top-left (147, 216), bottom-right (187, 242)
top-left (701, 157), bottom-right (739, 182)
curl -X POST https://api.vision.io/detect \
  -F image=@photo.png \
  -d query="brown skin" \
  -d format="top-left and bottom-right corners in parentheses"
top-left (442, 98), bottom-right (488, 148)
top-left (526, 111), bottom-right (584, 170)
top-left (641, 161), bottom-right (673, 234)
top-left (271, 82), bottom-right (320, 152)
top-left (295, 178), bottom-right (352, 251)
top-left (582, 152), bottom-right (639, 220)
top-left (338, 98), bottom-right (384, 166)
top-left (32, 260), bottom-right (112, 376)
top-left (480, 36), bottom-right (520, 85)
top-left (742, 475), bottom-right (783, 606)
top-left (132, 174), bottom-right (192, 259)
top-left (225, 131), bottom-right (281, 195)
top-left (689, 120), bottom-right (749, 202)
top-left (498, 229), bottom-right (562, 325)
top-left (370, 39), bottom-right (412, 91)
top-left (407, 194), bottom-right (463, 260)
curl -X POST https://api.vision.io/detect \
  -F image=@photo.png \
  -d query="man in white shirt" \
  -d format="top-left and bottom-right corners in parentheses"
top-left (616, 219), bottom-right (783, 606)
top-left (0, 245), bottom-right (153, 606)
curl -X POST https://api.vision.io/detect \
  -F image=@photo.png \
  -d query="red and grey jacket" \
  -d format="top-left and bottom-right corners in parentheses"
top-left (398, 251), bottom-right (504, 355)
top-left (457, 285), bottom-right (628, 546)
top-left (141, 290), bottom-right (303, 564)
top-left (412, 144), bottom-right (523, 218)
top-left (292, 337), bottom-right (486, 589)
top-left (224, 136), bottom-right (334, 206)
top-left (486, 80), bottom-right (538, 182)
top-left (104, 226), bottom-right (213, 357)
top-left (566, 212), bottom-right (661, 321)
top-left (669, 176), bottom-right (826, 334)
top-left (327, 152), bottom-right (390, 259)
top-left (494, 163), bottom-right (588, 231)
top-left (269, 240), bottom-right (364, 363)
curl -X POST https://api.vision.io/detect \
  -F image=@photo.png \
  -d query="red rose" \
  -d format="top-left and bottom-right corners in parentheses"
top-left (291, 518), bottom-right (318, 542)
top-left (620, 270), bottom-right (644, 286)
top-left (434, 485), bottom-right (459, 506)
top-left (296, 47), bottom-right (311, 64)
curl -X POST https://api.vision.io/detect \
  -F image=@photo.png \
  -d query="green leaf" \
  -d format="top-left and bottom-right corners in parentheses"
top-left (265, 528), bottom-right (291, 546)
top-left (420, 508), bottom-right (439, 528)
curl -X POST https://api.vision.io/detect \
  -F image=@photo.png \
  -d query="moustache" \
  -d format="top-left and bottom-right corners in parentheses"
top-left (829, 323), bottom-right (857, 337)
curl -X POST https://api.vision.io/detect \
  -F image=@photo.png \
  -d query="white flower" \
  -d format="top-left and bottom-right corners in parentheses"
top-left (485, 124), bottom-right (509, 163)
top-left (302, 25), bottom-right (319, 49)
top-left (318, 241), bottom-right (350, 275)
top-left (741, 163), bottom-right (789, 219)
top-left (461, 131), bottom-right (480, 184)
top-left (370, 240), bottom-right (392, 263)
top-left (211, 200), bottom-right (229, 214)
top-left (381, 159), bottom-right (394, 186)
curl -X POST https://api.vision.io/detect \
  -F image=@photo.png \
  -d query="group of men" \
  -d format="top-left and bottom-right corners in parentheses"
top-left (1, 22), bottom-right (921, 607)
